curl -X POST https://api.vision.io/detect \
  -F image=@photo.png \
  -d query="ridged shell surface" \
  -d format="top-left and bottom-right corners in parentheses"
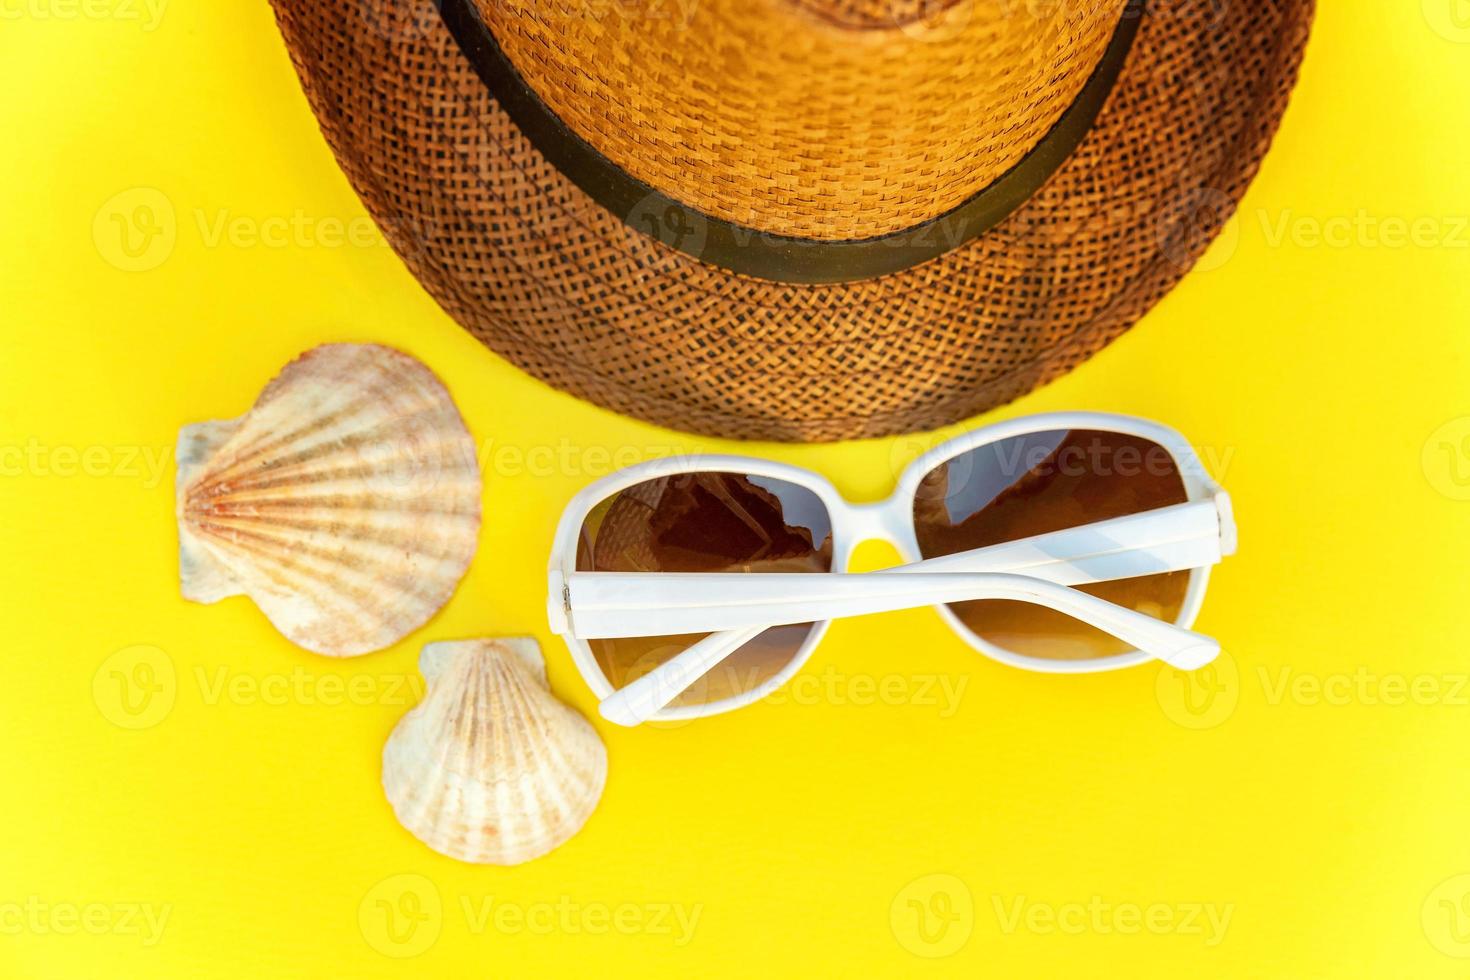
top-left (176, 343), bottom-right (481, 656)
top-left (382, 638), bottom-right (608, 865)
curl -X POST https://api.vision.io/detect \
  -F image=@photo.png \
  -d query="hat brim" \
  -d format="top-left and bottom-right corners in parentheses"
top-left (270, 0), bottom-right (1312, 441)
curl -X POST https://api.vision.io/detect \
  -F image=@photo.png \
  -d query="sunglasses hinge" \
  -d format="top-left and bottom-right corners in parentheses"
top-left (1213, 490), bottom-right (1238, 557)
top-left (547, 569), bottom-right (571, 634)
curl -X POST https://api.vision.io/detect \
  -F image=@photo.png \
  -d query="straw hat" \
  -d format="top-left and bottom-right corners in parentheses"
top-left (270, 0), bottom-right (1312, 441)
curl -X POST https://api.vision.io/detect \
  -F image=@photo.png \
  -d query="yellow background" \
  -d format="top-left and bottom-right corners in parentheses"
top-left (3, 1), bottom-right (1469, 975)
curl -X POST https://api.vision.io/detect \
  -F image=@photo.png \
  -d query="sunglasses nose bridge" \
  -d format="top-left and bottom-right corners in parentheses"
top-left (838, 500), bottom-right (907, 549)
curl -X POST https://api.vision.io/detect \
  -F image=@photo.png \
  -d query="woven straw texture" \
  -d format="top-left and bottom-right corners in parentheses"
top-left (271, 0), bottom-right (1311, 442)
top-left (787, 0), bottom-right (969, 30)
top-left (477, 0), bottom-right (1122, 238)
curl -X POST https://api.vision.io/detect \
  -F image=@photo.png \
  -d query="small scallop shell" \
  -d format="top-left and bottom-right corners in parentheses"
top-left (382, 637), bottom-right (608, 865)
top-left (175, 343), bottom-right (481, 656)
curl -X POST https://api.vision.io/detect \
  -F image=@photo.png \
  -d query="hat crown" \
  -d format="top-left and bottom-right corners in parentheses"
top-left (477, 0), bottom-right (1127, 241)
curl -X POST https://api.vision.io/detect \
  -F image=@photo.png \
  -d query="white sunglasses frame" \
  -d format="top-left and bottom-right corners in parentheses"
top-left (547, 411), bottom-right (1235, 724)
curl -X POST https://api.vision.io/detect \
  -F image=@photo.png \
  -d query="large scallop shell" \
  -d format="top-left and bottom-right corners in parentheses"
top-left (382, 637), bottom-right (608, 865)
top-left (175, 343), bottom-right (481, 656)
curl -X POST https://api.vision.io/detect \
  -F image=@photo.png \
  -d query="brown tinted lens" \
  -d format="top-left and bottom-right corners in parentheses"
top-left (913, 429), bottom-right (1189, 660)
top-left (576, 472), bottom-right (833, 705)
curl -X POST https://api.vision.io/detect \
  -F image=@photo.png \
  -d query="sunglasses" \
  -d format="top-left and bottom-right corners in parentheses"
top-left (547, 412), bottom-right (1235, 727)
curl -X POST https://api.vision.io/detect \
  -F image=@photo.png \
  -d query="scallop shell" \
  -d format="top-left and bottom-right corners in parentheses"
top-left (382, 637), bottom-right (608, 865)
top-left (176, 343), bottom-right (481, 656)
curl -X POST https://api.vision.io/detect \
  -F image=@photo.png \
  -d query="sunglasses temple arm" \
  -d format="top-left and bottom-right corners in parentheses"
top-left (907, 498), bottom-right (1233, 581)
top-left (583, 572), bottom-right (1219, 727)
top-left (597, 627), bottom-right (766, 727)
top-left (583, 497), bottom-right (1233, 726)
